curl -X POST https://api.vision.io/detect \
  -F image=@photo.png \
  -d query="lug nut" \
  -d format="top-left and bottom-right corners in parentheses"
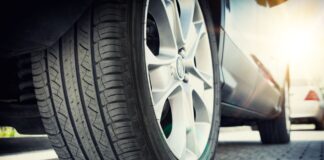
top-left (179, 48), bottom-right (186, 58)
top-left (183, 74), bottom-right (189, 83)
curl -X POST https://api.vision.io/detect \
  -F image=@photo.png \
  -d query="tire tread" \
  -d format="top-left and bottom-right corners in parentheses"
top-left (32, 1), bottom-right (147, 159)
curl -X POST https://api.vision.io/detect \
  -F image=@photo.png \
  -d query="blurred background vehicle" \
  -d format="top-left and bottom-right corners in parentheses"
top-left (290, 79), bottom-right (324, 130)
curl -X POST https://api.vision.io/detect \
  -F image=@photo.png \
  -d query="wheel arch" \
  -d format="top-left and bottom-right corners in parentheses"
top-left (0, 0), bottom-right (93, 56)
top-left (206, 0), bottom-right (225, 47)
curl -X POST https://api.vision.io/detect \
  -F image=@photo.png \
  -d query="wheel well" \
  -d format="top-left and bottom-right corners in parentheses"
top-left (0, 54), bottom-right (44, 134)
top-left (0, 0), bottom-right (93, 56)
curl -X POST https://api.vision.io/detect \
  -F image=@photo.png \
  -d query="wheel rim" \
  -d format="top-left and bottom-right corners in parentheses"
top-left (144, 0), bottom-right (214, 159)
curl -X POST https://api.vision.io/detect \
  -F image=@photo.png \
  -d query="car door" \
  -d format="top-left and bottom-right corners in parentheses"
top-left (221, 0), bottom-right (260, 110)
top-left (221, 0), bottom-right (288, 115)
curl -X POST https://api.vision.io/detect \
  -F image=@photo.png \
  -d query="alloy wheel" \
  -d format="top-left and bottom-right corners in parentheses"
top-left (145, 0), bottom-right (215, 159)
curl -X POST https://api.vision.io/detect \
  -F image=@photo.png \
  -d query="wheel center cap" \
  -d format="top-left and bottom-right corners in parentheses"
top-left (176, 57), bottom-right (185, 80)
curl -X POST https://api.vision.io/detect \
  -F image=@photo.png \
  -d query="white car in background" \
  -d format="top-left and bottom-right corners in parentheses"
top-left (290, 79), bottom-right (324, 130)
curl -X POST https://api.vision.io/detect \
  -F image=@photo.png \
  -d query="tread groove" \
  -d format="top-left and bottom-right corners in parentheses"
top-left (33, 50), bottom-right (74, 159)
top-left (44, 50), bottom-right (74, 159)
top-left (59, 38), bottom-right (90, 160)
top-left (90, 5), bottom-right (121, 160)
top-left (74, 23), bottom-right (105, 160)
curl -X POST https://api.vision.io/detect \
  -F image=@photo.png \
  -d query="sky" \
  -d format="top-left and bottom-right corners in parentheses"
top-left (225, 0), bottom-right (324, 85)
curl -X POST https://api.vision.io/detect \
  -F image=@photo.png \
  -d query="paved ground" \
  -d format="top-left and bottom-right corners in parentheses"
top-left (216, 126), bottom-right (324, 160)
top-left (0, 125), bottom-right (323, 160)
top-left (0, 136), bottom-right (57, 160)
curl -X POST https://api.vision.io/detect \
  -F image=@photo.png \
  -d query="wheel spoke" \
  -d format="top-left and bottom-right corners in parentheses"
top-left (185, 122), bottom-right (211, 158)
top-left (167, 119), bottom-right (187, 157)
top-left (188, 67), bottom-right (213, 89)
top-left (178, 0), bottom-right (196, 41)
top-left (167, 126), bottom-right (187, 159)
top-left (181, 84), bottom-right (200, 157)
top-left (152, 81), bottom-right (181, 120)
top-left (145, 45), bottom-right (177, 68)
top-left (166, 87), bottom-right (188, 158)
top-left (182, 84), bottom-right (195, 133)
top-left (186, 129), bottom-right (200, 158)
top-left (184, 149), bottom-right (199, 160)
top-left (195, 122), bottom-right (211, 152)
top-left (148, 0), bottom-right (184, 49)
top-left (182, 84), bottom-right (211, 157)
top-left (186, 75), bottom-right (213, 122)
top-left (182, 20), bottom-right (212, 89)
top-left (192, 85), bottom-right (213, 123)
top-left (184, 20), bottom-right (206, 60)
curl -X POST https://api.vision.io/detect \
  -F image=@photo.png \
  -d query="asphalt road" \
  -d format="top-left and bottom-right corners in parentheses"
top-left (0, 125), bottom-right (323, 160)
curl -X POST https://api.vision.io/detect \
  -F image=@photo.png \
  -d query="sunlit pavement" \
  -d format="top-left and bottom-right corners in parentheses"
top-left (0, 136), bottom-right (57, 160)
top-left (0, 125), bottom-right (323, 160)
top-left (216, 125), bottom-right (324, 160)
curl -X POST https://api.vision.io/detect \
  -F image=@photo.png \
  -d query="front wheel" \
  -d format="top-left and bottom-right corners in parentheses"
top-left (257, 85), bottom-right (291, 144)
top-left (32, 0), bottom-right (221, 159)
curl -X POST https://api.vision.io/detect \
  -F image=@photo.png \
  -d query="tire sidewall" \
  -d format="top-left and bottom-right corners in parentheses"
top-left (130, 0), bottom-right (221, 159)
top-left (197, 0), bottom-right (221, 159)
top-left (284, 84), bottom-right (291, 135)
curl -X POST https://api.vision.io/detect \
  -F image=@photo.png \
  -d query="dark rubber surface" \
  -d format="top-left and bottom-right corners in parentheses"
top-left (32, 1), bottom-right (148, 159)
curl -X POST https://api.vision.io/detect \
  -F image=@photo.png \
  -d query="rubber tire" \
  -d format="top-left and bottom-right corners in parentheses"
top-left (315, 121), bottom-right (324, 130)
top-left (257, 88), bottom-right (290, 144)
top-left (31, 0), bottom-right (221, 159)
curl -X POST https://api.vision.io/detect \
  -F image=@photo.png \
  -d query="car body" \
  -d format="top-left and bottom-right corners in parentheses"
top-left (290, 79), bottom-right (324, 129)
top-left (219, 0), bottom-right (290, 124)
top-left (0, 0), bottom-right (293, 159)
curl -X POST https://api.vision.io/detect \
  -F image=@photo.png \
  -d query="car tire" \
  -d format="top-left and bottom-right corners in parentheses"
top-left (257, 85), bottom-right (291, 144)
top-left (31, 0), bottom-right (221, 159)
top-left (315, 121), bottom-right (324, 130)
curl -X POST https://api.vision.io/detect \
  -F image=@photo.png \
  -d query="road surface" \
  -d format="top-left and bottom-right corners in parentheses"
top-left (216, 126), bottom-right (324, 160)
top-left (0, 125), bottom-right (323, 160)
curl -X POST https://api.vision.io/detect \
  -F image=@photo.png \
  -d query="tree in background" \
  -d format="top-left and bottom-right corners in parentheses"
top-left (0, 127), bottom-right (16, 138)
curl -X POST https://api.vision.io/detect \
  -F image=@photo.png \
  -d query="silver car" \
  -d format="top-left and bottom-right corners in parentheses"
top-left (290, 79), bottom-right (324, 130)
top-left (219, 0), bottom-right (291, 144)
